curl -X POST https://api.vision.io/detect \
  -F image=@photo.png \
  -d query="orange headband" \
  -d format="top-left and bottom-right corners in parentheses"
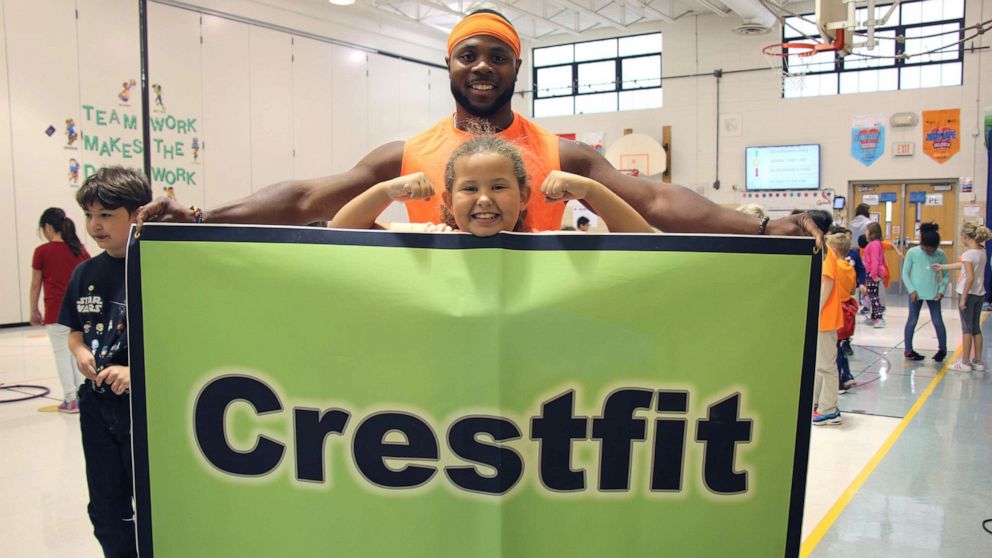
top-left (447, 13), bottom-right (521, 59)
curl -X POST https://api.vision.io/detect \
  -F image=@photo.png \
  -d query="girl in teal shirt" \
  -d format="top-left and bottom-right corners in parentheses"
top-left (902, 223), bottom-right (949, 361)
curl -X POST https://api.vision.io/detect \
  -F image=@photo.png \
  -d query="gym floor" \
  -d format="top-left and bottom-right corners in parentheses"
top-left (1, 294), bottom-right (990, 557)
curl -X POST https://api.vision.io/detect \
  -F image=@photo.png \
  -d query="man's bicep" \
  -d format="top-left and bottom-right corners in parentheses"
top-left (298, 141), bottom-right (404, 219)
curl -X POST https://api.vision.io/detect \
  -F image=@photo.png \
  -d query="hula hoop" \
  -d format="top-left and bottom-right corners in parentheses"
top-left (0, 384), bottom-right (52, 403)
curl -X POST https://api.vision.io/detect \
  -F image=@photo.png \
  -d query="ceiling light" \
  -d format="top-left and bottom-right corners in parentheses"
top-left (328, 0), bottom-right (355, 6)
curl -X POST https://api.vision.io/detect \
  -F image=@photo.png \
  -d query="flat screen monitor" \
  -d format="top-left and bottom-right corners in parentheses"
top-left (833, 196), bottom-right (846, 210)
top-left (745, 144), bottom-right (820, 191)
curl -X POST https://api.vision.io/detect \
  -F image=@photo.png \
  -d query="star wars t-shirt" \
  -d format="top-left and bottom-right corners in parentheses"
top-left (57, 252), bottom-right (128, 372)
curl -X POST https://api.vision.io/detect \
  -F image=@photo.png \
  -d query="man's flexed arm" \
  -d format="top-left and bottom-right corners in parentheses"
top-left (559, 139), bottom-right (823, 243)
top-left (137, 142), bottom-right (405, 228)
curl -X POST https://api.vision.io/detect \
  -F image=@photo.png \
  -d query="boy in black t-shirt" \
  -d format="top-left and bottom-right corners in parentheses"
top-left (58, 167), bottom-right (151, 558)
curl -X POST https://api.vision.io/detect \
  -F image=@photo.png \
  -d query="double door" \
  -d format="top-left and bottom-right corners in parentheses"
top-left (852, 182), bottom-right (958, 293)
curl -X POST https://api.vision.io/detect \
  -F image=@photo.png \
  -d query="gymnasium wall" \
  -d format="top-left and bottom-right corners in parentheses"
top-left (526, 0), bottom-right (992, 208)
top-left (0, 0), bottom-right (450, 324)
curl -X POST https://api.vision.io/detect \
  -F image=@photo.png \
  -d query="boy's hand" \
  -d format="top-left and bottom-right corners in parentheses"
top-left (541, 171), bottom-right (595, 201)
top-left (381, 172), bottom-right (434, 202)
top-left (95, 365), bottom-right (130, 395)
top-left (935, 293), bottom-right (943, 301)
top-left (30, 309), bottom-right (43, 326)
top-left (73, 348), bottom-right (97, 381)
top-left (910, 291), bottom-right (918, 302)
top-left (960, 299), bottom-right (967, 311)
top-left (931, 263), bottom-right (944, 271)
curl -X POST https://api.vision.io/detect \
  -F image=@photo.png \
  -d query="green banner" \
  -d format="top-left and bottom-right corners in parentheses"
top-left (128, 226), bottom-right (819, 557)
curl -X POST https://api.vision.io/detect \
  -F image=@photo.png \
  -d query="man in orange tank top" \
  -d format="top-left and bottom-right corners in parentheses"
top-left (137, 11), bottom-right (821, 241)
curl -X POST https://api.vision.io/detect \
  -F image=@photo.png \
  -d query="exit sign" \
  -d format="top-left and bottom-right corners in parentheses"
top-left (893, 142), bottom-right (914, 156)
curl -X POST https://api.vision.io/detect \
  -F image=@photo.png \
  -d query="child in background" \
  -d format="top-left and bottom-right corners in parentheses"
top-left (935, 223), bottom-right (991, 371)
top-left (29, 207), bottom-right (90, 412)
top-left (830, 225), bottom-right (863, 357)
top-left (830, 232), bottom-right (858, 394)
top-left (901, 223), bottom-right (948, 362)
top-left (58, 167), bottom-right (152, 557)
top-left (813, 232), bottom-right (853, 426)
top-left (862, 222), bottom-right (888, 327)
top-left (330, 135), bottom-right (653, 235)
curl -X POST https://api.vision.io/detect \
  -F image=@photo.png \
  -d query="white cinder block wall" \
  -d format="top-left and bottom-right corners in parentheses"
top-left (524, 0), bottom-right (991, 207)
top-left (2, 0), bottom-right (990, 324)
top-left (0, 0), bottom-right (449, 324)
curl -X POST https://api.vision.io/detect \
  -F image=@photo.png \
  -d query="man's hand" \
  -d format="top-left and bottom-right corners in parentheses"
top-left (95, 365), bottom-right (130, 395)
top-left (136, 196), bottom-right (194, 232)
top-left (380, 172), bottom-right (434, 202)
top-left (935, 293), bottom-right (943, 301)
top-left (765, 213), bottom-right (824, 249)
top-left (910, 291), bottom-right (919, 302)
top-left (30, 309), bottom-right (43, 326)
top-left (73, 348), bottom-right (97, 381)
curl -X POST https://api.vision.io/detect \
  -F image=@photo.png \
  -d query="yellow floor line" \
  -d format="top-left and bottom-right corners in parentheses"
top-left (801, 313), bottom-right (987, 557)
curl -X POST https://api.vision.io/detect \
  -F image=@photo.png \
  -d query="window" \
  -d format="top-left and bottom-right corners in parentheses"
top-left (533, 33), bottom-right (662, 117)
top-left (782, 0), bottom-right (964, 98)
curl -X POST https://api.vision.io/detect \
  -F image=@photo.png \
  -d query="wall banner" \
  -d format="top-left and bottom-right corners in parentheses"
top-left (851, 115), bottom-right (885, 166)
top-left (922, 108), bottom-right (961, 163)
top-left (128, 225), bottom-right (820, 558)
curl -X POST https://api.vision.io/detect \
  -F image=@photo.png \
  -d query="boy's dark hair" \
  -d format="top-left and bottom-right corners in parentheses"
top-left (577, 216), bottom-right (590, 227)
top-left (828, 224), bottom-right (850, 235)
top-left (76, 167), bottom-right (152, 214)
top-left (919, 222), bottom-right (940, 248)
top-left (857, 234), bottom-right (868, 249)
top-left (806, 210), bottom-right (833, 234)
top-left (855, 203), bottom-right (870, 217)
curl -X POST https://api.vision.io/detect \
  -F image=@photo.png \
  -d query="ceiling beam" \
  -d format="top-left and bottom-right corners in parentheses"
top-left (616, 0), bottom-right (676, 24)
top-left (548, 0), bottom-right (630, 31)
top-left (488, 0), bottom-right (582, 36)
top-left (689, 0), bottom-right (730, 16)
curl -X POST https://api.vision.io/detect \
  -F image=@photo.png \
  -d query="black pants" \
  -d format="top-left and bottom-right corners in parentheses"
top-left (78, 383), bottom-right (137, 558)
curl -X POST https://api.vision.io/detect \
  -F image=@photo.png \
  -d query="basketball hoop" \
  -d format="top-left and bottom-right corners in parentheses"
top-left (763, 29), bottom-right (846, 57)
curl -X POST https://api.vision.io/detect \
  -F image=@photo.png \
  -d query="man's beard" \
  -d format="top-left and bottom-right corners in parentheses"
top-left (450, 80), bottom-right (516, 119)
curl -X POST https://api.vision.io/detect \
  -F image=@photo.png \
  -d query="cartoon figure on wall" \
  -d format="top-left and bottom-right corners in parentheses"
top-left (119, 79), bottom-right (137, 103)
top-left (68, 158), bottom-right (80, 184)
top-left (152, 84), bottom-right (165, 112)
top-left (191, 137), bottom-right (200, 163)
top-left (163, 186), bottom-right (175, 199)
top-left (65, 118), bottom-right (78, 146)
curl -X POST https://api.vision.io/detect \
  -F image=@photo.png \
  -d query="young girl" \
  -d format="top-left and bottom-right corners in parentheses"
top-left (813, 232), bottom-right (854, 425)
top-left (901, 223), bottom-right (948, 362)
top-left (29, 207), bottom-right (90, 412)
top-left (329, 135), bottom-right (653, 235)
top-left (862, 222), bottom-right (889, 328)
top-left (934, 223), bottom-right (991, 371)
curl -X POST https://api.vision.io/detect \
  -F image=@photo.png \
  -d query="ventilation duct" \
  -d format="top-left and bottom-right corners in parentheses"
top-left (720, 0), bottom-right (778, 35)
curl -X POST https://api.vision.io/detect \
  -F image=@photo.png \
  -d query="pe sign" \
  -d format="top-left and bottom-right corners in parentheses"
top-left (128, 225), bottom-right (819, 558)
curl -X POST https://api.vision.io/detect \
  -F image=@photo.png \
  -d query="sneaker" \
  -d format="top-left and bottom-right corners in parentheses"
top-left (873, 318), bottom-right (887, 328)
top-left (862, 316), bottom-right (875, 325)
top-left (933, 350), bottom-right (947, 362)
top-left (973, 361), bottom-right (986, 371)
top-left (56, 399), bottom-right (79, 414)
top-left (859, 307), bottom-right (870, 315)
top-left (843, 379), bottom-right (858, 390)
top-left (948, 360), bottom-right (972, 371)
top-left (904, 351), bottom-right (925, 361)
top-left (838, 388), bottom-right (847, 394)
top-left (812, 411), bottom-right (842, 426)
